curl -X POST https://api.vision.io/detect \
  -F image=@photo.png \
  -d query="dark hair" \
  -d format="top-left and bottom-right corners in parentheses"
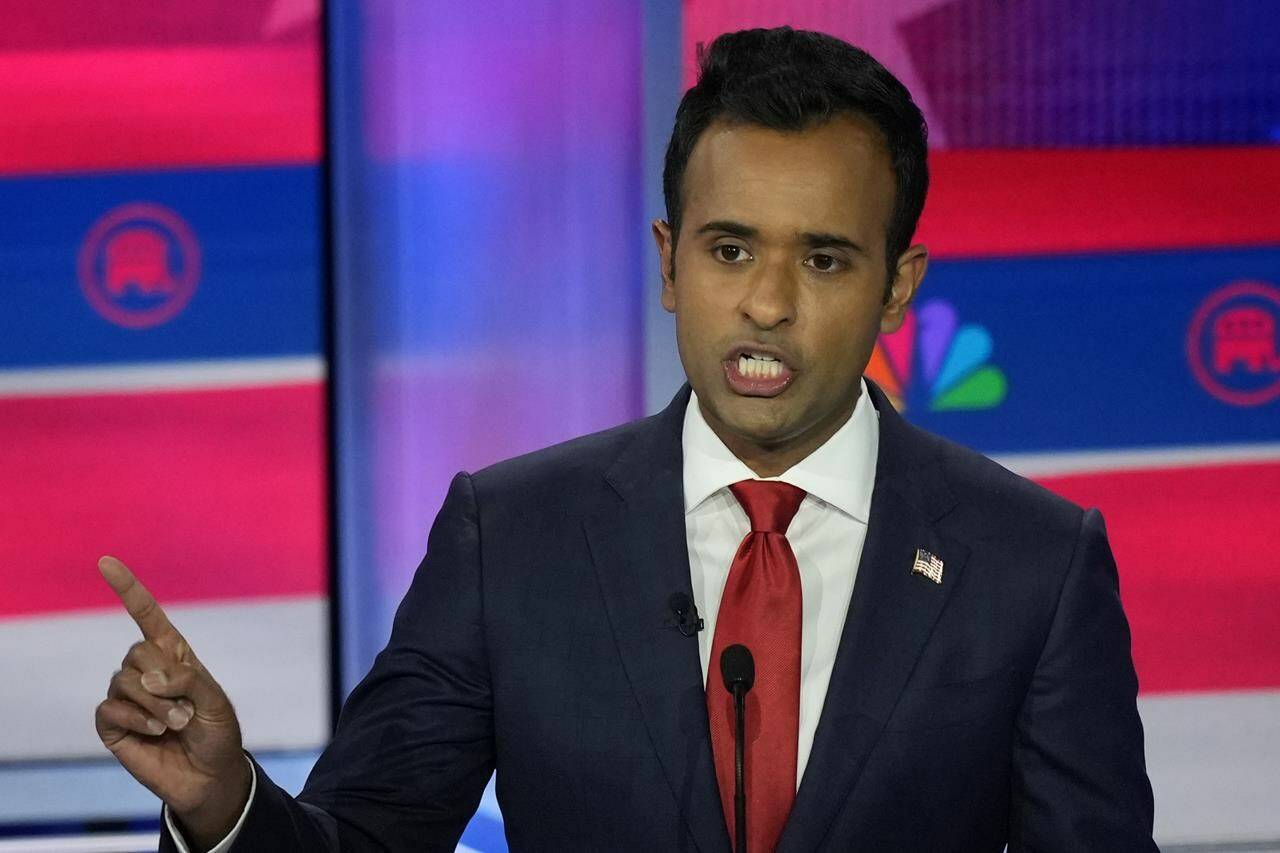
top-left (662, 27), bottom-right (929, 289)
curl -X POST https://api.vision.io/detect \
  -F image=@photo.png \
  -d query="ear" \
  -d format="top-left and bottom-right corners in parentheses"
top-left (881, 243), bottom-right (928, 334)
top-left (652, 219), bottom-right (676, 314)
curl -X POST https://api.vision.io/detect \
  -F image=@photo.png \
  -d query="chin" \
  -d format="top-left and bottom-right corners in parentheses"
top-left (716, 395), bottom-right (798, 442)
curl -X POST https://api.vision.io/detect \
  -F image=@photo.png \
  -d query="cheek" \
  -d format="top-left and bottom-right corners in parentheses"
top-left (672, 279), bottom-right (729, 336)
top-left (805, 304), bottom-right (882, 374)
top-left (671, 299), bottom-right (711, 360)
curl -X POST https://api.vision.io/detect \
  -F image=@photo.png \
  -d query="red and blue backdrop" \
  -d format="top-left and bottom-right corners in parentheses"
top-left (0, 0), bottom-right (332, 793)
top-left (0, 0), bottom-right (1276, 848)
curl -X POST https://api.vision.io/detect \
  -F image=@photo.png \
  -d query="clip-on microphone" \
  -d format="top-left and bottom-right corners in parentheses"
top-left (667, 592), bottom-right (704, 637)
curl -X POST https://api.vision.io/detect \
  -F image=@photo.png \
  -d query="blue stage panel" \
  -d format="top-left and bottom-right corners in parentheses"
top-left (0, 165), bottom-right (323, 368)
top-left (897, 247), bottom-right (1280, 453)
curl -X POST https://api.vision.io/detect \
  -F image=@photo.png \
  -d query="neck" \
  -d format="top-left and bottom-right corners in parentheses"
top-left (698, 394), bottom-right (857, 479)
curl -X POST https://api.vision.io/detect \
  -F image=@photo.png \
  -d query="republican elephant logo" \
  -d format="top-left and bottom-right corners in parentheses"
top-left (78, 202), bottom-right (201, 330)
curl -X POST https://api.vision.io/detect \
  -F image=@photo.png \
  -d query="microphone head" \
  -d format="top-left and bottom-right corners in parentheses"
top-left (719, 644), bottom-right (755, 693)
top-left (668, 592), bottom-right (691, 614)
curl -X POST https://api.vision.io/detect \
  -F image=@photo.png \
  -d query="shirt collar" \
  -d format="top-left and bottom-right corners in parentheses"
top-left (681, 378), bottom-right (879, 523)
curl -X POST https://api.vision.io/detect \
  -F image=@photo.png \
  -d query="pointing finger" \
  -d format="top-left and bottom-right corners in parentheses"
top-left (98, 556), bottom-right (180, 643)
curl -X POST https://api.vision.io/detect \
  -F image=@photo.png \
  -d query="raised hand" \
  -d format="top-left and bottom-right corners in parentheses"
top-left (94, 556), bottom-right (251, 848)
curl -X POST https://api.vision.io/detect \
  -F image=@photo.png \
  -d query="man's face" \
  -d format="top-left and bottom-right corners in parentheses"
top-left (654, 115), bottom-right (926, 470)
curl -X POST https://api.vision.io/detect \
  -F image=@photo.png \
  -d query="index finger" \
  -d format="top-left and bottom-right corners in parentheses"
top-left (98, 556), bottom-right (179, 643)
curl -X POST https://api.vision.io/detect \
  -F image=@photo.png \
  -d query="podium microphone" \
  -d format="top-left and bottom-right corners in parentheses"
top-left (720, 644), bottom-right (754, 853)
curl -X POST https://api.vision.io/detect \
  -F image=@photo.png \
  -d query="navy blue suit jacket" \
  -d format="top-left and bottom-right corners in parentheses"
top-left (165, 381), bottom-right (1156, 851)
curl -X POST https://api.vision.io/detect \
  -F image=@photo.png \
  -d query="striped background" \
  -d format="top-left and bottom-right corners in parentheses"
top-left (0, 0), bottom-right (1276, 849)
top-left (0, 0), bottom-right (331, 769)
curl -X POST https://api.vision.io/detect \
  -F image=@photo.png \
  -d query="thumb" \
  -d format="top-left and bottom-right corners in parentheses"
top-left (139, 662), bottom-right (235, 724)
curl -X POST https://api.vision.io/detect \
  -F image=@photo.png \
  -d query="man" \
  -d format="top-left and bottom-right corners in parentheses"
top-left (96, 27), bottom-right (1157, 851)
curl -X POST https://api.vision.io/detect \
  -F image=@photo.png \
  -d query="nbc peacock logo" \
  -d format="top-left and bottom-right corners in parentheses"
top-left (865, 299), bottom-right (1008, 412)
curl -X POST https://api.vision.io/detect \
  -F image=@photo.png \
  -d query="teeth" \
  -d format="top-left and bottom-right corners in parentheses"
top-left (737, 354), bottom-right (783, 379)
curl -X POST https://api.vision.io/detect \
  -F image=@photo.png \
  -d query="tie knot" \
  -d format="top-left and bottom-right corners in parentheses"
top-left (728, 480), bottom-right (806, 534)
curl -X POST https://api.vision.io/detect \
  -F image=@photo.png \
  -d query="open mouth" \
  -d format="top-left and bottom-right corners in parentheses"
top-left (722, 345), bottom-right (795, 397)
top-left (735, 352), bottom-right (785, 379)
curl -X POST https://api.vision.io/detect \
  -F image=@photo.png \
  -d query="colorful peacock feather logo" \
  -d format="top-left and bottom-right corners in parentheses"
top-left (865, 299), bottom-right (1008, 412)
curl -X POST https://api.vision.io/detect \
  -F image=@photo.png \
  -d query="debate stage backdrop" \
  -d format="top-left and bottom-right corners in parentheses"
top-left (0, 0), bottom-right (331, 830)
top-left (0, 0), bottom-right (1276, 850)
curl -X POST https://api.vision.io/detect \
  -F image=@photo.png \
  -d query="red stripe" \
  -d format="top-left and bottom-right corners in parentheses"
top-left (919, 148), bottom-right (1280, 258)
top-left (1036, 461), bottom-right (1280, 694)
top-left (0, 0), bottom-right (281, 50)
top-left (0, 45), bottom-right (319, 175)
top-left (0, 385), bottom-right (327, 617)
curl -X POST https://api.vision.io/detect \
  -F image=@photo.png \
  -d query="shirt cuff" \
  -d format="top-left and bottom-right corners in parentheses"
top-left (163, 754), bottom-right (257, 853)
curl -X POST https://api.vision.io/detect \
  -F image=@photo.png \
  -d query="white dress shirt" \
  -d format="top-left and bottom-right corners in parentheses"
top-left (683, 379), bottom-right (879, 789)
top-left (165, 753), bottom-right (255, 853)
top-left (171, 379), bottom-right (879, 848)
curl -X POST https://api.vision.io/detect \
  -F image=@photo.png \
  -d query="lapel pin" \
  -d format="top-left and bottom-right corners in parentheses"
top-left (911, 548), bottom-right (944, 584)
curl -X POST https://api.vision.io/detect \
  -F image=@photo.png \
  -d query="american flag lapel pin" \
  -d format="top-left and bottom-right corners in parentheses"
top-left (911, 548), bottom-right (944, 584)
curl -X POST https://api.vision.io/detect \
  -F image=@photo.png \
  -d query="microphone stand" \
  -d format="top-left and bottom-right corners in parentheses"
top-left (732, 681), bottom-right (747, 853)
top-left (720, 643), bottom-right (754, 853)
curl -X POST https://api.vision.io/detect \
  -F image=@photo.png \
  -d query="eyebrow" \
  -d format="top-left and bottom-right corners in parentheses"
top-left (799, 231), bottom-right (867, 256)
top-left (695, 220), bottom-right (758, 239)
top-left (694, 220), bottom-right (867, 256)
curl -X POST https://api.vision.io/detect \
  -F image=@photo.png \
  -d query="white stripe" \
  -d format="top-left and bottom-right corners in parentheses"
top-left (1141, 690), bottom-right (1280, 843)
top-left (993, 442), bottom-right (1280, 478)
top-left (0, 833), bottom-right (158, 852)
top-left (0, 598), bottom-right (329, 762)
top-left (0, 357), bottom-right (325, 397)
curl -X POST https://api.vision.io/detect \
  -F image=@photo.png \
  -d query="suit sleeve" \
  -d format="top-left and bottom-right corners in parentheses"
top-left (1009, 507), bottom-right (1157, 851)
top-left (160, 471), bottom-right (495, 852)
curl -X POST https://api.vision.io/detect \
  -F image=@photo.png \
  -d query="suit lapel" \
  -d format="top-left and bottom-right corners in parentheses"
top-left (778, 380), bottom-right (970, 852)
top-left (583, 386), bottom-right (731, 853)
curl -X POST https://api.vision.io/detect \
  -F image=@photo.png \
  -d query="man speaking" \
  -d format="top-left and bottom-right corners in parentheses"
top-left (95, 27), bottom-right (1157, 851)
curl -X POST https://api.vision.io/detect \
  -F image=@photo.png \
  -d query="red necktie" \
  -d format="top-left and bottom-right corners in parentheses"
top-left (707, 479), bottom-right (806, 852)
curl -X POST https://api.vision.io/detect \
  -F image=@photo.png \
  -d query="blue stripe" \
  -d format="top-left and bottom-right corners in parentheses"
top-left (0, 166), bottom-right (322, 368)
top-left (904, 246), bottom-right (1280, 452)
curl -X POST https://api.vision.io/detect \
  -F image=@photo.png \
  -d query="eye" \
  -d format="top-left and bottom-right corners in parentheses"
top-left (804, 253), bottom-right (846, 273)
top-left (713, 244), bottom-right (752, 264)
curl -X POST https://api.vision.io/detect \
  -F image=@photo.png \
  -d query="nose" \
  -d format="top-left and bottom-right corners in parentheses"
top-left (737, 258), bottom-right (797, 330)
